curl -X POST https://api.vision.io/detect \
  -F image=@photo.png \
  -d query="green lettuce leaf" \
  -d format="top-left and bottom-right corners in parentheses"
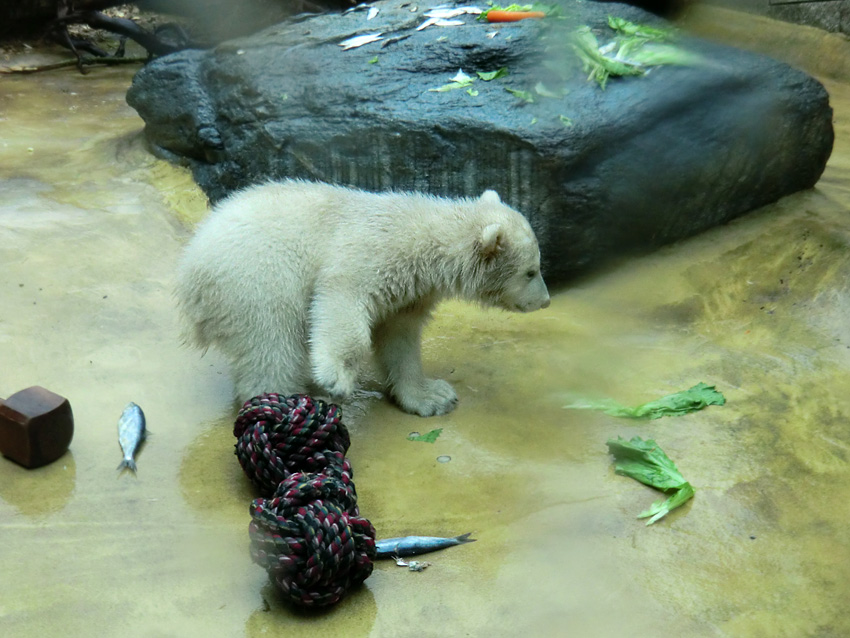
top-left (607, 16), bottom-right (675, 41)
top-left (566, 19), bottom-right (700, 90)
top-left (607, 436), bottom-right (694, 525)
top-left (565, 382), bottom-right (725, 420)
top-left (606, 436), bottom-right (688, 489)
top-left (429, 70), bottom-right (476, 93)
top-left (407, 428), bottom-right (443, 443)
top-left (477, 67), bottom-right (509, 81)
top-left (619, 42), bottom-right (705, 67)
top-left (505, 87), bottom-right (535, 103)
top-left (570, 27), bottom-right (643, 89)
top-left (638, 482), bottom-right (695, 525)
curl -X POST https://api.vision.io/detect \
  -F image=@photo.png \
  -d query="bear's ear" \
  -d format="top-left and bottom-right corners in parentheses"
top-left (479, 190), bottom-right (501, 206)
top-left (479, 223), bottom-right (505, 260)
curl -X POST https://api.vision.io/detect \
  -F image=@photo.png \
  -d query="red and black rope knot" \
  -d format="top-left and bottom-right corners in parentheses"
top-left (234, 393), bottom-right (376, 608)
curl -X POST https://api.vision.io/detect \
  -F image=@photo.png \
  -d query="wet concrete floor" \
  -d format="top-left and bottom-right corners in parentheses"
top-left (1, 7), bottom-right (849, 637)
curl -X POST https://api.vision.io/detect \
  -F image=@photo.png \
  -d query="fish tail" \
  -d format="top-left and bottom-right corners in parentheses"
top-left (117, 459), bottom-right (138, 473)
top-left (455, 532), bottom-right (476, 544)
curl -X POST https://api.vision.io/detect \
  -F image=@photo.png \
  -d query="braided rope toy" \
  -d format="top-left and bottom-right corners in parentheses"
top-left (233, 393), bottom-right (376, 607)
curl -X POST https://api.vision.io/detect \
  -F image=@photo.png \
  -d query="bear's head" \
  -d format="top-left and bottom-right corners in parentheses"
top-left (474, 191), bottom-right (550, 313)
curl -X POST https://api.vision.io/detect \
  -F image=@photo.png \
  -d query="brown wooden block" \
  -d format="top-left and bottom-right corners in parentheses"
top-left (0, 386), bottom-right (74, 469)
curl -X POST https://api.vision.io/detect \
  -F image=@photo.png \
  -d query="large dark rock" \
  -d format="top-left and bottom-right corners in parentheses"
top-left (127, 0), bottom-right (833, 283)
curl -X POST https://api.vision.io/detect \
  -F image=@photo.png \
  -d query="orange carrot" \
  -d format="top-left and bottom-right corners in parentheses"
top-left (486, 10), bottom-right (546, 22)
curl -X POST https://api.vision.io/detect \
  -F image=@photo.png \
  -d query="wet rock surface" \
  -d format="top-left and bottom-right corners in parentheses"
top-left (126, 0), bottom-right (834, 283)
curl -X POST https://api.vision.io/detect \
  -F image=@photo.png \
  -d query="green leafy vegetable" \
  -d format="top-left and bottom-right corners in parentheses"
top-left (494, 3), bottom-right (534, 11)
top-left (429, 70), bottom-right (476, 93)
top-left (407, 428), bottom-right (443, 443)
top-left (570, 27), bottom-right (643, 89)
top-left (368, 56), bottom-right (379, 64)
top-left (608, 17), bottom-right (703, 68)
top-left (430, 82), bottom-right (468, 93)
top-left (607, 16), bottom-right (675, 41)
top-left (558, 114), bottom-right (573, 127)
top-left (505, 87), bottom-right (535, 103)
top-left (565, 19), bottom-right (701, 90)
top-left (467, 88), bottom-right (479, 96)
top-left (620, 42), bottom-right (705, 67)
top-left (477, 67), bottom-right (509, 81)
top-left (428, 80), bottom-right (472, 93)
top-left (638, 481), bottom-right (695, 524)
top-left (607, 436), bottom-right (694, 525)
top-left (565, 382), bottom-right (725, 420)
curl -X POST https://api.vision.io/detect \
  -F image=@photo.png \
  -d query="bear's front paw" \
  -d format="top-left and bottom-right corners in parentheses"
top-left (394, 379), bottom-right (458, 417)
top-left (315, 364), bottom-right (357, 403)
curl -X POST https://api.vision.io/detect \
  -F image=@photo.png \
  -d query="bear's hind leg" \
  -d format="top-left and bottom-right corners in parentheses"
top-left (227, 321), bottom-right (311, 402)
top-left (374, 303), bottom-right (458, 417)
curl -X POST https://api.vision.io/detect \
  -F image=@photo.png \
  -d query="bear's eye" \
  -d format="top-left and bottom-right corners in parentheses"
top-left (526, 269), bottom-right (538, 280)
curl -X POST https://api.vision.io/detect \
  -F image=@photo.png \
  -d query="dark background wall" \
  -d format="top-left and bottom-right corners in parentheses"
top-left (700, 0), bottom-right (849, 34)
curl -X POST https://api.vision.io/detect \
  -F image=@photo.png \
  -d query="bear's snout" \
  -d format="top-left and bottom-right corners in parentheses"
top-left (529, 296), bottom-right (550, 311)
top-left (525, 276), bottom-right (550, 311)
top-left (514, 293), bottom-right (550, 312)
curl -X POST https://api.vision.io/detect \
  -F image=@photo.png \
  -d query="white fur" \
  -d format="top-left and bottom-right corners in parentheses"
top-left (175, 179), bottom-right (550, 416)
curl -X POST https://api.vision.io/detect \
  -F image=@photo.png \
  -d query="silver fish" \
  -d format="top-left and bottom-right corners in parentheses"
top-left (423, 7), bottom-right (483, 19)
top-left (375, 532), bottom-right (476, 558)
top-left (116, 402), bottom-right (146, 473)
top-left (339, 33), bottom-right (384, 50)
top-left (415, 17), bottom-right (465, 31)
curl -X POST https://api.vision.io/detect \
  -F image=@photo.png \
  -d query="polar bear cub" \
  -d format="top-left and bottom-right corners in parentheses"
top-left (175, 179), bottom-right (550, 416)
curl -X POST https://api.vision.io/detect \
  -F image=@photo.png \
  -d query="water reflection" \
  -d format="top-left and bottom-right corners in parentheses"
top-left (245, 581), bottom-right (377, 638)
top-left (179, 416), bottom-right (256, 520)
top-left (0, 450), bottom-right (75, 517)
